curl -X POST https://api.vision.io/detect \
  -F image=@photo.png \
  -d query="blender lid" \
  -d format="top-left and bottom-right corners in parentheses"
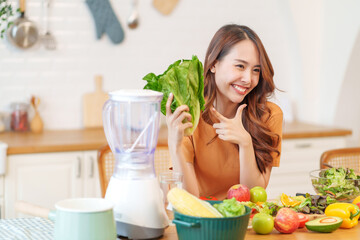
top-left (109, 89), bottom-right (163, 102)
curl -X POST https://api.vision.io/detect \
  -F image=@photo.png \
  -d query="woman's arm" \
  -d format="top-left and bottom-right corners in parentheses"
top-left (169, 143), bottom-right (200, 197)
top-left (211, 104), bottom-right (275, 188)
top-left (166, 93), bottom-right (200, 197)
top-left (238, 143), bottom-right (272, 189)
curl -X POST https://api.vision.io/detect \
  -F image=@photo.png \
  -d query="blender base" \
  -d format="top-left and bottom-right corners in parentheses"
top-left (116, 220), bottom-right (165, 239)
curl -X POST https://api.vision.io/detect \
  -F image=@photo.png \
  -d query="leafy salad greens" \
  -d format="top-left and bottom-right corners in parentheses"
top-left (241, 201), bottom-right (281, 216)
top-left (292, 193), bottom-right (336, 214)
top-left (213, 198), bottom-right (246, 217)
top-left (312, 167), bottom-right (360, 200)
top-left (143, 55), bottom-right (205, 136)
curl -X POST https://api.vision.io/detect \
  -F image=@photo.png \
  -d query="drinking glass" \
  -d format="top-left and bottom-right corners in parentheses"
top-left (159, 171), bottom-right (183, 208)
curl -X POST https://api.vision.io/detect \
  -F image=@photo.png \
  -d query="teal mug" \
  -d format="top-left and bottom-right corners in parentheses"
top-left (50, 198), bottom-right (117, 240)
top-left (15, 198), bottom-right (117, 240)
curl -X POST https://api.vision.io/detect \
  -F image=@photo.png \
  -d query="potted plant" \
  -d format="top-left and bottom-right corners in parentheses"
top-left (0, 0), bottom-right (18, 38)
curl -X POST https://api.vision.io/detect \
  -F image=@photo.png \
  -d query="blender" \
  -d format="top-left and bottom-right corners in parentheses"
top-left (102, 89), bottom-right (169, 239)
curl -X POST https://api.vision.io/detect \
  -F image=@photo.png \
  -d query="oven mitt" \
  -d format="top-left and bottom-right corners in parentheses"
top-left (86, 0), bottom-right (125, 44)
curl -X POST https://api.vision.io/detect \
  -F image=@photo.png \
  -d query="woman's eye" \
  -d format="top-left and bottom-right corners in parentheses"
top-left (253, 68), bottom-right (261, 73)
top-left (236, 64), bottom-right (244, 69)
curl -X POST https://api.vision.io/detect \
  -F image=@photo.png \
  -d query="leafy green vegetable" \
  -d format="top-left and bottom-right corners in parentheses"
top-left (241, 201), bottom-right (281, 216)
top-left (143, 55), bottom-right (205, 135)
top-left (293, 193), bottom-right (337, 214)
top-left (213, 198), bottom-right (246, 217)
top-left (312, 167), bottom-right (360, 200)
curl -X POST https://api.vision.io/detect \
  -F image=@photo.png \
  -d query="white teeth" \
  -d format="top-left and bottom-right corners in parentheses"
top-left (233, 85), bottom-right (246, 93)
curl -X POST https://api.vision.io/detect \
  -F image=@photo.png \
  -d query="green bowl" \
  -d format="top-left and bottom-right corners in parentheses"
top-left (172, 201), bottom-right (251, 240)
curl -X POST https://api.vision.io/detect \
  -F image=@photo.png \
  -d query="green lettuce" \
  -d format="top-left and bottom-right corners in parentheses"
top-left (213, 198), bottom-right (246, 217)
top-left (313, 167), bottom-right (360, 200)
top-left (143, 55), bottom-right (205, 135)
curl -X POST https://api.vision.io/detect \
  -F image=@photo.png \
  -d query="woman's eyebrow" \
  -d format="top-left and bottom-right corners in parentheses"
top-left (235, 59), bottom-right (261, 68)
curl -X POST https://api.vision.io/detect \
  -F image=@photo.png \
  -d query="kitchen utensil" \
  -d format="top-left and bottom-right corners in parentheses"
top-left (103, 89), bottom-right (169, 239)
top-left (7, 0), bottom-right (39, 49)
top-left (83, 75), bottom-right (108, 128)
top-left (42, 0), bottom-right (56, 50)
top-left (127, 0), bottom-right (139, 29)
top-left (173, 201), bottom-right (251, 240)
top-left (15, 198), bottom-right (116, 240)
top-left (152, 0), bottom-right (179, 15)
top-left (30, 96), bottom-right (44, 133)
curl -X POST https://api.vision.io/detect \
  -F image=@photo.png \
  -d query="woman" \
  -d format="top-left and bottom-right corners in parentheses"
top-left (166, 24), bottom-right (283, 200)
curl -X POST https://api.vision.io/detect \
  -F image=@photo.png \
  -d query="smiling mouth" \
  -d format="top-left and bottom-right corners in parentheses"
top-left (232, 84), bottom-right (247, 94)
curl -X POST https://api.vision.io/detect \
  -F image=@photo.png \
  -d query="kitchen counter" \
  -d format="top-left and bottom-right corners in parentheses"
top-left (0, 122), bottom-right (351, 155)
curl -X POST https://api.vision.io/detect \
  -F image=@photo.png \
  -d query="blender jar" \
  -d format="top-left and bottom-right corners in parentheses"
top-left (10, 102), bottom-right (29, 132)
top-left (103, 89), bottom-right (163, 180)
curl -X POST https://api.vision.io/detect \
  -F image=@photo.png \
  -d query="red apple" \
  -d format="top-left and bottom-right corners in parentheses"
top-left (274, 208), bottom-right (299, 233)
top-left (227, 184), bottom-right (250, 202)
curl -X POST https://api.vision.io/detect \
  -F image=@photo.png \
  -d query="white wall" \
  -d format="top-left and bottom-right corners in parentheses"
top-left (0, 0), bottom-right (359, 142)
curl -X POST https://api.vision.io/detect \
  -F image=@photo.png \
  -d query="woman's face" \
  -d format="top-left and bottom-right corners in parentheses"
top-left (212, 39), bottom-right (261, 105)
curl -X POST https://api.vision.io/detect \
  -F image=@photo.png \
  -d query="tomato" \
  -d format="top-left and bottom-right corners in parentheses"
top-left (352, 195), bottom-right (360, 208)
top-left (199, 196), bottom-right (218, 201)
top-left (297, 212), bottom-right (309, 228)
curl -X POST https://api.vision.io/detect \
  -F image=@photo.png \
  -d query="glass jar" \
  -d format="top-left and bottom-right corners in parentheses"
top-left (10, 102), bottom-right (29, 132)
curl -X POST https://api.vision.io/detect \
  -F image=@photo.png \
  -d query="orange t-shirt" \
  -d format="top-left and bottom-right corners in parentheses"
top-left (180, 101), bottom-right (283, 200)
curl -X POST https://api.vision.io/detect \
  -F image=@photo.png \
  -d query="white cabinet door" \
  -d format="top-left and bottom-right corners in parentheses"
top-left (83, 151), bottom-right (101, 198)
top-left (266, 137), bottom-right (347, 199)
top-left (0, 197), bottom-right (4, 219)
top-left (0, 176), bottom-right (3, 218)
top-left (5, 152), bottom-right (83, 218)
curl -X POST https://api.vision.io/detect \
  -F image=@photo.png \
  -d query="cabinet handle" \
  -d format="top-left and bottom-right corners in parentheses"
top-left (295, 143), bottom-right (312, 148)
top-left (77, 157), bottom-right (82, 178)
top-left (89, 156), bottom-right (94, 178)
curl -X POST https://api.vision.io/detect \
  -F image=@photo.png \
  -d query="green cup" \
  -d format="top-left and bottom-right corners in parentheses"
top-left (49, 198), bottom-right (116, 240)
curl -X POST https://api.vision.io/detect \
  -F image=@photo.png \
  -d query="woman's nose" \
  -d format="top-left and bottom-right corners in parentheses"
top-left (241, 69), bottom-right (252, 84)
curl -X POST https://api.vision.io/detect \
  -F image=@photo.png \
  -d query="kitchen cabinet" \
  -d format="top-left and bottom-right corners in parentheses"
top-left (0, 176), bottom-right (3, 218)
top-left (266, 136), bottom-right (347, 199)
top-left (4, 150), bottom-right (101, 218)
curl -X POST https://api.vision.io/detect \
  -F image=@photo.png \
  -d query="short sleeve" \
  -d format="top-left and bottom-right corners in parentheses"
top-left (266, 103), bottom-right (283, 167)
top-left (182, 136), bottom-right (196, 164)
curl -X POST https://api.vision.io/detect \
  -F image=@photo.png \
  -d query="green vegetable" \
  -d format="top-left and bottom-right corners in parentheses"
top-left (292, 193), bottom-right (336, 214)
top-left (305, 216), bottom-right (343, 233)
top-left (241, 201), bottom-right (280, 216)
top-left (261, 202), bottom-right (281, 216)
top-left (312, 167), bottom-right (360, 200)
top-left (213, 198), bottom-right (246, 217)
top-left (143, 55), bottom-right (205, 135)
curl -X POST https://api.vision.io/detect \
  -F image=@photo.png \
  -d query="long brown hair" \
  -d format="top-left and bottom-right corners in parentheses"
top-left (203, 24), bottom-right (280, 173)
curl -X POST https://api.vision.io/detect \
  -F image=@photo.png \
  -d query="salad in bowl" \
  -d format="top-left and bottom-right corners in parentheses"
top-left (310, 167), bottom-right (360, 202)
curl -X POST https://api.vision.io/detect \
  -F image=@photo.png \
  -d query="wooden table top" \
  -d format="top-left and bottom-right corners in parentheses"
top-left (0, 122), bottom-right (351, 155)
top-left (160, 224), bottom-right (360, 239)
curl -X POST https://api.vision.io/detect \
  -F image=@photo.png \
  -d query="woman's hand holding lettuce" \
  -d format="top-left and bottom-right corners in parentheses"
top-left (143, 55), bottom-right (205, 135)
